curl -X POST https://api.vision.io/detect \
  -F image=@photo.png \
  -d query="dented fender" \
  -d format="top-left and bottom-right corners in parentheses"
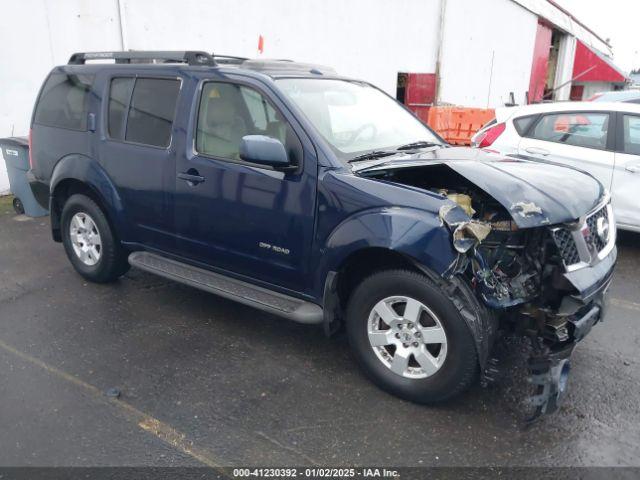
top-left (317, 206), bottom-right (460, 290)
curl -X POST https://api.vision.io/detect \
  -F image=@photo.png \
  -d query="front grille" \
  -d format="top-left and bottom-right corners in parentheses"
top-left (551, 228), bottom-right (580, 265)
top-left (586, 205), bottom-right (609, 252)
top-left (551, 203), bottom-right (612, 268)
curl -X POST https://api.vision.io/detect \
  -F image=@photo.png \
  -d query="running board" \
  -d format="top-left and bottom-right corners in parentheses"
top-left (128, 251), bottom-right (323, 324)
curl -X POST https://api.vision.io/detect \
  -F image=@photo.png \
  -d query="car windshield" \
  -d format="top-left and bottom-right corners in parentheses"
top-left (276, 78), bottom-right (443, 160)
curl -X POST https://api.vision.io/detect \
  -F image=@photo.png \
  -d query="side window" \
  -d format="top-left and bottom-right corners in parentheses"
top-left (241, 87), bottom-right (268, 130)
top-left (34, 72), bottom-right (94, 130)
top-left (623, 115), bottom-right (640, 155)
top-left (108, 78), bottom-right (134, 140)
top-left (196, 82), bottom-right (302, 165)
top-left (125, 78), bottom-right (180, 147)
top-left (529, 112), bottom-right (610, 150)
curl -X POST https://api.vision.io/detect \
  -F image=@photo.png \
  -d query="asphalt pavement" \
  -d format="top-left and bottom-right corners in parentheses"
top-left (0, 195), bottom-right (639, 468)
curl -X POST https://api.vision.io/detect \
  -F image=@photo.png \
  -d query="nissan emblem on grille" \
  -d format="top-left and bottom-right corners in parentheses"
top-left (596, 216), bottom-right (610, 244)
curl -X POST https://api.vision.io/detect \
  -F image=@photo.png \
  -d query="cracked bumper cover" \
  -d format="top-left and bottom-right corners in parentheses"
top-left (559, 244), bottom-right (615, 339)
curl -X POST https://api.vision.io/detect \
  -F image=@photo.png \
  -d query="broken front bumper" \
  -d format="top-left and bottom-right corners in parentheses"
top-left (528, 245), bottom-right (615, 420)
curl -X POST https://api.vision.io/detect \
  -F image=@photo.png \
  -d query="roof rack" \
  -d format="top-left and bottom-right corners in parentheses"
top-left (241, 59), bottom-right (336, 75)
top-left (68, 51), bottom-right (216, 66)
top-left (214, 55), bottom-right (249, 65)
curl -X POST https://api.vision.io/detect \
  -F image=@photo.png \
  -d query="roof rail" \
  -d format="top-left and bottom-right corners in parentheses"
top-left (214, 55), bottom-right (249, 65)
top-left (67, 51), bottom-right (216, 66)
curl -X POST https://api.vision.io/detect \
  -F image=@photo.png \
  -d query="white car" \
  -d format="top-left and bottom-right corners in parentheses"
top-left (471, 101), bottom-right (640, 232)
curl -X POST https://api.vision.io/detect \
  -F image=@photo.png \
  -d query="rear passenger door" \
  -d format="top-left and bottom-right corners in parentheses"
top-left (99, 75), bottom-right (181, 250)
top-left (612, 113), bottom-right (640, 229)
top-left (518, 111), bottom-right (615, 189)
top-left (173, 77), bottom-right (317, 293)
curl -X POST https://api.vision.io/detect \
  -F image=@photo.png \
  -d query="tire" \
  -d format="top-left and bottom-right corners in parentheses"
top-left (346, 269), bottom-right (478, 404)
top-left (60, 194), bottom-right (129, 283)
top-left (12, 197), bottom-right (24, 215)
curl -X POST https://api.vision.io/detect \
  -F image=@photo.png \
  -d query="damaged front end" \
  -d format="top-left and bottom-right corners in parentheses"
top-left (362, 158), bottom-right (617, 419)
top-left (440, 194), bottom-right (615, 419)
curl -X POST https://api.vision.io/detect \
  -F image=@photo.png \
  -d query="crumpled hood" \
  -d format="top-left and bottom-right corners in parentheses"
top-left (355, 147), bottom-right (605, 228)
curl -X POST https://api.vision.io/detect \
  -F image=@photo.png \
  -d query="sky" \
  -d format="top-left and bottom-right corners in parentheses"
top-left (555, 0), bottom-right (640, 73)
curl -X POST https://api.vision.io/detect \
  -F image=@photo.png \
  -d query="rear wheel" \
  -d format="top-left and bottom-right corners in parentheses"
top-left (12, 197), bottom-right (24, 215)
top-left (346, 270), bottom-right (478, 403)
top-left (61, 194), bottom-right (129, 283)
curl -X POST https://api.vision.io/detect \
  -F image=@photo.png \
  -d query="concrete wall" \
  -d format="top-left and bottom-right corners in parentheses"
top-left (437, 0), bottom-right (538, 107)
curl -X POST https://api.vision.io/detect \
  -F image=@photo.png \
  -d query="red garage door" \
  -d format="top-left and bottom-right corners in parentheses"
top-left (528, 22), bottom-right (553, 103)
top-left (402, 73), bottom-right (436, 124)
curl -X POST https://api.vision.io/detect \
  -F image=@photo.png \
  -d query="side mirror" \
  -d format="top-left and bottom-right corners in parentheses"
top-left (239, 135), bottom-right (290, 168)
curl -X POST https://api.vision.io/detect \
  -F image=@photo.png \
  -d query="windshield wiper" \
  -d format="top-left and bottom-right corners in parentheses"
top-left (396, 141), bottom-right (444, 151)
top-left (347, 150), bottom-right (397, 163)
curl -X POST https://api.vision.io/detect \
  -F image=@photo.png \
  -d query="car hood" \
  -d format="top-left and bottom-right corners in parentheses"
top-left (353, 147), bottom-right (605, 228)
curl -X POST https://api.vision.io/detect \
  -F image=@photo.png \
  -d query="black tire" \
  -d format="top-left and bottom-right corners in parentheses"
top-left (61, 194), bottom-right (129, 283)
top-left (12, 197), bottom-right (24, 215)
top-left (346, 269), bottom-right (478, 404)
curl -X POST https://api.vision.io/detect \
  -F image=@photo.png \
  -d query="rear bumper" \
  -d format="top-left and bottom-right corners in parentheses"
top-left (26, 170), bottom-right (49, 211)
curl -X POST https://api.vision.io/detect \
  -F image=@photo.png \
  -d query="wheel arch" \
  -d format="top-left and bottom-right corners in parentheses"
top-left (324, 246), bottom-right (498, 368)
top-left (49, 155), bottom-right (124, 242)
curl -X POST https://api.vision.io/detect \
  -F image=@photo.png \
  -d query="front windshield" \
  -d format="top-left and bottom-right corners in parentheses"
top-left (277, 78), bottom-right (442, 159)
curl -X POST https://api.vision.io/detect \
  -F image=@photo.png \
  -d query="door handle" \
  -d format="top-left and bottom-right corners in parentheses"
top-left (625, 164), bottom-right (640, 174)
top-left (525, 147), bottom-right (550, 156)
top-left (178, 170), bottom-right (205, 185)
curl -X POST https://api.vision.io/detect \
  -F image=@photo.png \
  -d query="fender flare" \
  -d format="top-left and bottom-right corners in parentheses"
top-left (49, 154), bottom-right (125, 239)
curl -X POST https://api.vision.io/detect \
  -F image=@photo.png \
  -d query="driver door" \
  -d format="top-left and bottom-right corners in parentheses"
top-left (173, 77), bottom-right (317, 293)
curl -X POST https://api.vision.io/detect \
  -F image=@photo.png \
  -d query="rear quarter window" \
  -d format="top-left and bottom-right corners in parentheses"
top-left (513, 115), bottom-right (538, 136)
top-left (34, 72), bottom-right (94, 130)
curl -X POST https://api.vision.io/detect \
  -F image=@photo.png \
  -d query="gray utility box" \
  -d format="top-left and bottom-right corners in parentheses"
top-left (1, 137), bottom-right (48, 217)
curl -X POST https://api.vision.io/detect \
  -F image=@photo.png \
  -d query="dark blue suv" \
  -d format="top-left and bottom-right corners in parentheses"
top-left (28, 51), bottom-right (616, 418)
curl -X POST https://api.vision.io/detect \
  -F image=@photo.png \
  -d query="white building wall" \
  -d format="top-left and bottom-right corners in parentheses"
top-left (0, 153), bottom-right (9, 194)
top-left (437, 0), bottom-right (539, 107)
top-left (119, 0), bottom-right (441, 95)
top-left (0, 0), bottom-right (616, 194)
top-left (573, 81), bottom-right (614, 100)
top-left (0, 0), bottom-right (122, 193)
top-left (0, 0), bottom-right (442, 193)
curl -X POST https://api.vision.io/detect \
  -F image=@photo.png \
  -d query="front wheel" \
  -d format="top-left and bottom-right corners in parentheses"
top-left (346, 270), bottom-right (478, 403)
top-left (61, 194), bottom-right (129, 283)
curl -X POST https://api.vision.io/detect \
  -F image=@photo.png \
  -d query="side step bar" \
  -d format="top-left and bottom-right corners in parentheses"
top-left (128, 252), bottom-right (323, 324)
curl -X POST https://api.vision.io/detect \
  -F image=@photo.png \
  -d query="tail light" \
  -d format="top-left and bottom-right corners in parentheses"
top-left (28, 129), bottom-right (34, 170)
top-left (472, 122), bottom-right (506, 148)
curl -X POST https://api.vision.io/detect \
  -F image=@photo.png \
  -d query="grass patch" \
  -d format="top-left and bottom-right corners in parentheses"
top-left (0, 194), bottom-right (15, 214)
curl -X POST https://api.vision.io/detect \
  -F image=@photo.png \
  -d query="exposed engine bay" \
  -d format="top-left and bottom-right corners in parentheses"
top-left (362, 163), bottom-right (615, 420)
top-left (366, 165), bottom-right (562, 308)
